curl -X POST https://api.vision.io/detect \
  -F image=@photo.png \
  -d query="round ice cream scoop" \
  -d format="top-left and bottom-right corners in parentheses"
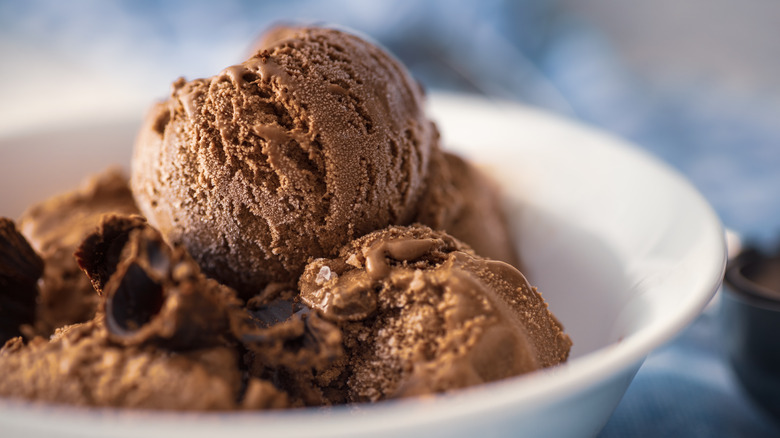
top-left (299, 225), bottom-right (571, 402)
top-left (132, 26), bottom-right (437, 296)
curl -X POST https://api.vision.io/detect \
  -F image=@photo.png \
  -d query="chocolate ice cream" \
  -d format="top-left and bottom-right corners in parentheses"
top-left (299, 225), bottom-right (571, 402)
top-left (417, 151), bottom-right (519, 266)
top-left (0, 319), bottom-right (288, 410)
top-left (0, 24), bottom-right (571, 412)
top-left (1, 215), bottom-right (315, 410)
top-left (17, 168), bottom-right (139, 335)
top-left (132, 26), bottom-right (438, 296)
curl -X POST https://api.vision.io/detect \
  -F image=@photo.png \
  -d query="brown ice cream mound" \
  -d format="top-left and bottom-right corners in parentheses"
top-left (300, 225), bottom-right (571, 402)
top-left (0, 218), bottom-right (43, 343)
top-left (18, 168), bottom-right (140, 335)
top-left (416, 151), bottom-right (519, 266)
top-left (132, 26), bottom-right (437, 296)
top-left (0, 320), bottom-right (288, 410)
top-left (0, 215), bottom-right (344, 410)
top-left (0, 24), bottom-right (567, 411)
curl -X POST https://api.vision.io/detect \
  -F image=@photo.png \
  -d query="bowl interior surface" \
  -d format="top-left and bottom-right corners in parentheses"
top-left (431, 95), bottom-right (725, 361)
top-left (0, 93), bottom-right (726, 437)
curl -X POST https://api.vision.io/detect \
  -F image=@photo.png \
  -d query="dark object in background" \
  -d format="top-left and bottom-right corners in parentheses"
top-left (722, 248), bottom-right (780, 418)
top-left (0, 218), bottom-right (43, 343)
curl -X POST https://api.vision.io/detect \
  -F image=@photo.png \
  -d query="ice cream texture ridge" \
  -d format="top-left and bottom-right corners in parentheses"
top-left (0, 25), bottom-right (571, 410)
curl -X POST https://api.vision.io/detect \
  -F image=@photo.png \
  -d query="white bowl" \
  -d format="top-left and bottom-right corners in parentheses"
top-left (0, 93), bottom-right (726, 438)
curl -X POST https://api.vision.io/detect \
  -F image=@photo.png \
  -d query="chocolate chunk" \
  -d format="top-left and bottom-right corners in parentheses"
top-left (238, 308), bottom-right (342, 370)
top-left (245, 298), bottom-right (301, 329)
top-left (101, 225), bottom-right (237, 350)
top-left (236, 304), bottom-right (343, 408)
top-left (75, 214), bottom-right (148, 295)
top-left (0, 218), bottom-right (43, 343)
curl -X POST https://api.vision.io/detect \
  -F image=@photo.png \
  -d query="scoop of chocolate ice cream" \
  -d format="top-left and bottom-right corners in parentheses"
top-left (299, 225), bottom-right (571, 402)
top-left (417, 151), bottom-right (519, 267)
top-left (132, 26), bottom-right (437, 296)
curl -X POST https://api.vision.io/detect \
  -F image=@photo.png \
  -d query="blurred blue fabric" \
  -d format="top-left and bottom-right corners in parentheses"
top-left (2, 0), bottom-right (780, 436)
top-left (599, 303), bottom-right (780, 437)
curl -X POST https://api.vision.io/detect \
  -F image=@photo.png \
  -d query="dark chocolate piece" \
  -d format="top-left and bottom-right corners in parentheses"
top-left (238, 308), bottom-right (342, 370)
top-left (101, 224), bottom-right (237, 350)
top-left (0, 218), bottom-right (43, 343)
top-left (75, 214), bottom-right (148, 295)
